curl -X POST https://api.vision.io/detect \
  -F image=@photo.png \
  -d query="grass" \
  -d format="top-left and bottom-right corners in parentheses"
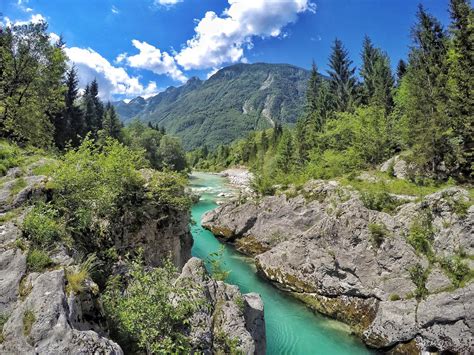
top-left (0, 313), bottom-right (8, 344)
top-left (26, 249), bottom-right (53, 272)
top-left (8, 178), bottom-right (27, 200)
top-left (22, 310), bottom-right (35, 336)
top-left (66, 269), bottom-right (88, 295)
top-left (22, 203), bottom-right (65, 248)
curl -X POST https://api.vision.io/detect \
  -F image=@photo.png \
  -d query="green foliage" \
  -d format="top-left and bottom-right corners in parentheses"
top-left (26, 249), bottom-right (53, 272)
top-left (0, 140), bottom-right (22, 175)
top-left (0, 313), bottom-right (8, 343)
top-left (66, 254), bottom-right (100, 295)
top-left (368, 223), bottom-right (388, 248)
top-left (409, 263), bottom-right (429, 300)
top-left (8, 178), bottom-right (27, 199)
top-left (1, 22), bottom-right (67, 147)
top-left (360, 189), bottom-right (400, 213)
top-left (407, 212), bottom-right (434, 257)
top-left (389, 294), bottom-right (401, 301)
top-left (207, 245), bottom-right (230, 281)
top-left (145, 170), bottom-right (192, 210)
top-left (103, 259), bottom-right (201, 354)
top-left (22, 203), bottom-right (65, 247)
top-left (22, 310), bottom-right (36, 336)
top-left (440, 255), bottom-right (472, 287)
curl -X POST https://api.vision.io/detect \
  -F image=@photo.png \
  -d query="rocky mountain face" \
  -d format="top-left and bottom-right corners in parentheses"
top-left (202, 180), bottom-right (473, 353)
top-left (114, 63), bottom-right (312, 150)
top-left (0, 161), bottom-right (265, 354)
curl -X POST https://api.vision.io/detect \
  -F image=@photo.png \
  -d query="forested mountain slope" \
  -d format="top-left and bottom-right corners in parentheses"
top-left (114, 63), bottom-right (312, 150)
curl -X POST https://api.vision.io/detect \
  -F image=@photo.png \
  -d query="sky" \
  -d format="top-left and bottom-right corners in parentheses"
top-left (0, 0), bottom-right (454, 101)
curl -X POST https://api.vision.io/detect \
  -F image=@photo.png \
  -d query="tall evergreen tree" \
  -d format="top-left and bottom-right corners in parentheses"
top-left (446, 0), bottom-right (474, 177)
top-left (404, 5), bottom-right (450, 173)
top-left (55, 66), bottom-right (84, 148)
top-left (327, 39), bottom-right (358, 112)
top-left (396, 59), bottom-right (407, 85)
top-left (102, 102), bottom-right (122, 140)
top-left (360, 36), bottom-right (378, 104)
top-left (371, 52), bottom-right (395, 114)
top-left (276, 129), bottom-right (294, 173)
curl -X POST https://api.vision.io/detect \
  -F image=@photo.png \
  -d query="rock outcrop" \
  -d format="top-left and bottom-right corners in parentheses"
top-left (203, 179), bottom-right (473, 353)
top-left (1, 162), bottom-right (266, 354)
top-left (179, 257), bottom-right (265, 354)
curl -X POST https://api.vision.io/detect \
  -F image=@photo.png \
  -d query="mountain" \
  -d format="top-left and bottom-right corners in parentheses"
top-left (114, 63), bottom-right (312, 150)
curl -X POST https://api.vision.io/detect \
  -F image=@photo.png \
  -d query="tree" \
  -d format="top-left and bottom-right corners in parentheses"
top-left (327, 39), bottom-right (358, 112)
top-left (157, 136), bottom-right (188, 172)
top-left (260, 130), bottom-right (269, 152)
top-left (102, 103), bottom-right (122, 140)
top-left (446, 0), bottom-right (474, 177)
top-left (54, 66), bottom-right (84, 148)
top-left (396, 59), bottom-right (407, 85)
top-left (82, 79), bottom-right (103, 136)
top-left (403, 5), bottom-right (450, 173)
top-left (0, 21), bottom-right (67, 147)
top-left (360, 36), bottom-right (378, 104)
top-left (275, 129), bottom-right (294, 173)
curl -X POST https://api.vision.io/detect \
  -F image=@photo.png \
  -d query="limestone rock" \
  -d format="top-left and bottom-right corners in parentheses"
top-left (179, 257), bottom-right (266, 354)
top-left (0, 269), bottom-right (122, 354)
top-left (204, 179), bottom-right (473, 352)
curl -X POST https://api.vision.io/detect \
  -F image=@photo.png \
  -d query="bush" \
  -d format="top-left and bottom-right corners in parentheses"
top-left (103, 259), bottom-right (201, 354)
top-left (66, 254), bottom-right (100, 295)
top-left (389, 294), bottom-right (400, 301)
top-left (146, 170), bottom-right (192, 211)
top-left (361, 189), bottom-right (400, 213)
top-left (26, 249), bottom-right (53, 272)
top-left (0, 141), bottom-right (21, 176)
top-left (409, 263), bottom-right (429, 300)
top-left (22, 203), bottom-right (64, 247)
top-left (368, 223), bottom-right (388, 248)
top-left (407, 212), bottom-right (434, 257)
top-left (440, 256), bottom-right (472, 288)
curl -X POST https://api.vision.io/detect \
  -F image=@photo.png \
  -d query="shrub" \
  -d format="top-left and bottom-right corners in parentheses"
top-left (0, 141), bottom-right (21, 176)
top-left (22, 203), bottom-right (64, 247)
top-left (22, 310), bottom-right (35, 336)
top-left (368, 223), bottom-right (388, 248)
top-left (440, 256), bottom-right (472, 288)
top-left (389, 294), bottom-right (400, 301)
top-left (66, 254), bottom-right (100, 295)
top-left (407, 212), bottom-right (434, 257)
top-left (207, 245), bottom-right (230, 281)
top-left (103, 259), bottom-right (201, 354)
top-left (409, 263), bottom-right (429, 300)
top-left (146, 170), bottom-right (192, 210)
top-left (361, 189), bottom-right (400, 213)
top-left (26, 249), bottom-right (53, 272)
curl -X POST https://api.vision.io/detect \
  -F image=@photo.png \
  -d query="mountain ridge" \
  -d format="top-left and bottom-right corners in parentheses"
top-left (114, 62), bottom-right (314, 150)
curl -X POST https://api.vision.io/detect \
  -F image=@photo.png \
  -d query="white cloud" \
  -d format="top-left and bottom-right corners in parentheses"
top-left (11, 13), bottom-right (46, 26)
top-left (49, 32), bottom-right (61, 44)
top-left (155, 0), bottom-right (183, 5)
top-left (65, 47), bottom-right (159, 99)
top-left (111, 6), bottom-right (119, 14)
top-left (206, 67), bottom-right (221, 79)
top-left (175, 0), bottom-right (316, 70)
top-left (117, 40), bottom-right (187, 83)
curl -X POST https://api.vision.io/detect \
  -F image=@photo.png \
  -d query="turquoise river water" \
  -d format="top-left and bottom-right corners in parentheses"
top-left (190, 172), bottom-right (372, 355)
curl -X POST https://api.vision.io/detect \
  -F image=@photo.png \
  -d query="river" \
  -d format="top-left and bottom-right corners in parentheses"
top-left (189, 172), bottom-right (371, 355)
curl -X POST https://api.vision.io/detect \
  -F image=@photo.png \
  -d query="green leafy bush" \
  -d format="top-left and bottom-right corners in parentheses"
top-left (207, 245), bottom-right (230, 281)
top-left (103, 259), bottom-right (201, 354)
top-left (0, 141), bottom-right (21, 176)
top-left (440, 256), bottom-right (472, 288)
top-left (360, 189), bottom-right (399, 213)
top-left (407, 212), bottom-right (434, 257)
top-left (22, 203), bottom-right (64, 247)
top-left (146, 170), bottom-right (192, 210)
top-left (26, 249), bottom-right (53, 272)
top-left (409, 263), bottom-right (429, 300)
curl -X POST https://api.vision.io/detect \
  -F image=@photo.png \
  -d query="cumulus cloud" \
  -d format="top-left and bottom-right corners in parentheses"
top-left (65, 47), bottom-right (159, 99)
top-left (117, 40), bottom-right (187, 83)
top-left (111, 6), bottom-right (119, 14)
top-left (175, 0), bottom-right (316, 70)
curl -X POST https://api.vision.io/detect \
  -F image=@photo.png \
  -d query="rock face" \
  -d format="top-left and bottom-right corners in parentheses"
top-left (0, 163), bottom-right (266, 354)
top-left (203, 180), bottom-right (474, 353)
top-left (179, 257), bottom-right (266, 354)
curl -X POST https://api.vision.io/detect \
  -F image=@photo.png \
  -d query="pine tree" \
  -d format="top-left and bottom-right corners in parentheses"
top-left (271, 123), bottom-right (283, 147)
top-left (89, 79), bottom-right (104, 131)
top-left (396, 59), bottom-right (407, 85)
top-left (260, 130), bottom-right (269, 152)
top-left (360, 36), bottom-right (378, 104)
top-left (276, 129), bottom-right (294, 173)
top-left (446, 0), bottom-right (474, 177)
top-left (102, 102), bottom-right (122, 140)
top-left (328, 39), bottom-right (358, 112)
top-left (404, 5), bottom-right (450, 173)
top-left (58, 66), bottom-right (84, 148)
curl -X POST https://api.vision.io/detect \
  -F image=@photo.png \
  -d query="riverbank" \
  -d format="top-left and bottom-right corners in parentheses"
top-left (189, 172), bottom-right (371, 354)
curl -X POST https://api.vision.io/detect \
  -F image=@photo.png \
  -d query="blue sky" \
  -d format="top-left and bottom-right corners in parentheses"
top-left (1, 0), bottom-right (454, 100)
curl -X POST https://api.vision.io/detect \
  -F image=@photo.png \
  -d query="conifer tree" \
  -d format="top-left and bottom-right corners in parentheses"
top-left (327, 39), bottom-right (358, 112)
top-left (360, 36), bottom-right (378, 104)
top-left (276, 129), bottom-right (294, 173)
top-left (102, 102), bottom-right (122, 140)
top-left (396, 59), bottom-right (407, 85)
top-left (260, 130), bottom-right (269, 152)
top-left (446, 0), bottom-right (474, 176)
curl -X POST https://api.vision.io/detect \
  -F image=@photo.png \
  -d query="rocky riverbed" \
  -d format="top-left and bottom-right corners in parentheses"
top-left (202, 178), bottom-right (474, 353)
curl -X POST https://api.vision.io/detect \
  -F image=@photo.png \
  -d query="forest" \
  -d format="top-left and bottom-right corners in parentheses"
top-left (189, 1), bottom-right (473, 195)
